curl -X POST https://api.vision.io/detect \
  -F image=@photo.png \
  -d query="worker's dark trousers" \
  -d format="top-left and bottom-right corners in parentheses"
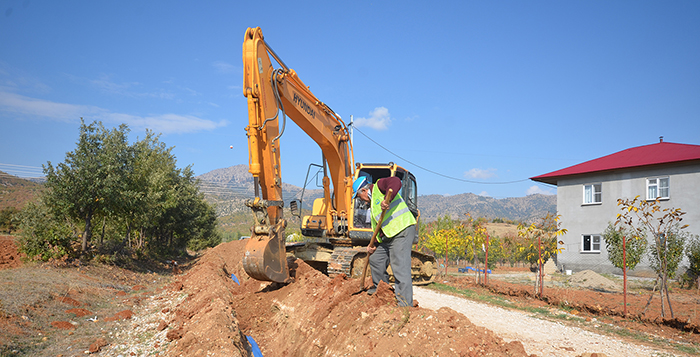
top-left (369, 224), bottom-right (415, 307)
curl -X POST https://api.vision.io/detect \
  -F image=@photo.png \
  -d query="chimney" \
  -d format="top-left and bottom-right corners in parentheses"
top-left (659, 136), bottom-right (664, 143)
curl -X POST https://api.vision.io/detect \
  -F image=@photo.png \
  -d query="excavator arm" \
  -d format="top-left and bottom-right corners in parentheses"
top-left (241, 27), bottom-right (354, 282)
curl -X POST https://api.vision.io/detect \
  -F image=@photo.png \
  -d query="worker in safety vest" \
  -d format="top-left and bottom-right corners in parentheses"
top-left (352, 176), bottom-right (416, 307)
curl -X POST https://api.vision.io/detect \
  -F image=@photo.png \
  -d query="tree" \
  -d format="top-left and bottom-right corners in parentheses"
top-left (517, 214), bottom-right (566, 267)
top-left (683, 234), bottom-right (700, 289)
top-left (425, 226), bottom-right (469, 275)
top-left (43, 119), bottom-right (130, 253)
top-left (517, 214), bottom-right (566, 297)
top-left (17, 201), bottom-right (74, 260)
top-left (418, 214), bottom-right (459, 264)
top-left (604, 222), bottom-right (647, 316)
top-left (468, 221), bottom-right (490, 284)
top-left (604, 223), bottom-right (647, 272)
top-left (615, 196), bottom-right (689, 318)
top-left (24, 120), bottom-right (220, 261)
top-left (0, 207), bottom-right (20, 233)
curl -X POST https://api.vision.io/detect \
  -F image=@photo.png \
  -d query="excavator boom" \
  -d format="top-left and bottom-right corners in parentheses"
top-left (241, 27), bottom-right (354, 282)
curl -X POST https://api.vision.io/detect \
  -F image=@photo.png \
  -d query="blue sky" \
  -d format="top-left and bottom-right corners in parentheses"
top-left (1, 1), bottom-right (699, 198)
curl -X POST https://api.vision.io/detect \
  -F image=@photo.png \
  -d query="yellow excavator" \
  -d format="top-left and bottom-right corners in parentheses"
top-left (241, 27), bottom-right (435, 284)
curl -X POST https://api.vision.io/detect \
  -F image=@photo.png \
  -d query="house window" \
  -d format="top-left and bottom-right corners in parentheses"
top-left (583, 183), bottom-right (602, 204)
top-left (647, 177), bottom-right (669, 200)
top-left (582, 235), bottom-right (601, 253)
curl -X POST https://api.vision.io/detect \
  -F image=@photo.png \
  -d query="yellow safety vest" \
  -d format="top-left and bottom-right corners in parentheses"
top-left (371, 183), bottom-right (417, 243)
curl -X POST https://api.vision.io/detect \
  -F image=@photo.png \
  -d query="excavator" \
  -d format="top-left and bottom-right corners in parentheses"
top-left (241, 27), bottom-right (435, 285)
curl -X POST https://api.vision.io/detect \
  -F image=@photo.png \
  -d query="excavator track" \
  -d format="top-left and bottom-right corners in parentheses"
top-left (408, 251), bottom-right (437, 285)
top-left (290, 243), bottom-right (436, 285)
top-left (328, 247), bottom-right (367, 278)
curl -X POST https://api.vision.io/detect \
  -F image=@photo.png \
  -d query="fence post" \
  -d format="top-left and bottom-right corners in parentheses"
top-left (623, 235), bottom-right (628, 317)
top-left (484, 230), bottom-right (490, 285)
top-left (538, 235), bottom-right (543, 297)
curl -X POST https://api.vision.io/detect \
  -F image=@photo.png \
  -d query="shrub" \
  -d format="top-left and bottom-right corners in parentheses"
top-left (681, 234), bottom-right (700, 288)
top-left (17, 201), bottom-right (75, 261)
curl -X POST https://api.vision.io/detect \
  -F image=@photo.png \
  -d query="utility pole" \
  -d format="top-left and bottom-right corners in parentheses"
top-left (349, 115), bottom-right (354, 148)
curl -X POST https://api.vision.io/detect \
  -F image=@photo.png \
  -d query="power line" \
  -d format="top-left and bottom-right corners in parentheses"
top-left (0, 163), bottom-right (45, 179)
top-left (350, 126), bottom-right (529, 185)
top-left (0, 163), bottom-right (44, 170)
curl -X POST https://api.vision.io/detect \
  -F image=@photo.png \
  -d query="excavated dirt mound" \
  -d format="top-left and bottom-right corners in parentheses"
top-left (569, 270), bottom-right (619, 292)
top-left (161, 240), bottom-right (531, 356)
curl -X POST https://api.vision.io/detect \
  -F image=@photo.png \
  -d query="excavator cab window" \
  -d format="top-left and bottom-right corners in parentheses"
top-left (353, 167), bottom-right (418, 219)
top-left (352, 171), bottom-right (373, 229)
top-left (402, 172), bottom-right (419, 218)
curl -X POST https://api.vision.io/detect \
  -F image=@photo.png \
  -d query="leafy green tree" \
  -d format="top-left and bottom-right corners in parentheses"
top-left (604, 223), bottom-right (647, 271)
top-left (43, 119), bottom-right (130, 253)
top-left (648, 225), bottom-right (686, 281)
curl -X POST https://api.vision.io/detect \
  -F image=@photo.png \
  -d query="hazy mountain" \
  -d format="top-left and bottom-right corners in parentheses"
top-left (0, 171), bottom-right (44, 210)
top-left (196, 165), bottom-right (323, 217)
top-left (418, 193), bottom-right (556, 223)
top-left (197, 165), bottom-right (556, 223)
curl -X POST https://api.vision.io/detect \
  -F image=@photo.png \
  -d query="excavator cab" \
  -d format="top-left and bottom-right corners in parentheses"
top-left (348, 162), bottom-right (420, 243)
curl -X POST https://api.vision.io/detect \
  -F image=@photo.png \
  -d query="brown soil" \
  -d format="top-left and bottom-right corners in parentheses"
top-left (56, 296), bottom-right (83, 307)
top-left (65, 308), bottom-right (92, 317)
top-left (103, 309), bottom-right (134, 322)
top-left (88, 337), bottom-right (108, 353)
top-left (0, 235), bottom-right (22, 270)
top-left (158, 239), bottom-right (530, 357)
top-left (50, 321), bottom-right (75, 329)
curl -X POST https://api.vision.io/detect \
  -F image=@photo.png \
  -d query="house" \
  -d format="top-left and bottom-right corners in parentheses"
top-left (531, 139), bottom-right (700, 277)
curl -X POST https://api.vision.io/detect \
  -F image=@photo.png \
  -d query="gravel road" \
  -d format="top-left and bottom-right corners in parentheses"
top-left (414, 286), bottom-right (681, 357)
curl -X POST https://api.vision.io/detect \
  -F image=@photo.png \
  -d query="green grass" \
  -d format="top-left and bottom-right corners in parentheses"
top-left (429, 283), bottom-right (519, 309)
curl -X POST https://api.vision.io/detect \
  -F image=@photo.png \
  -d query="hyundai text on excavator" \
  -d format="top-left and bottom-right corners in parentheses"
top-left (241, 27), bottom-right (435, 285)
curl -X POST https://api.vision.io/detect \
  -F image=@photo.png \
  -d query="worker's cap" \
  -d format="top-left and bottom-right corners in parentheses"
top-left (352, 176), bottom-right (370, 199)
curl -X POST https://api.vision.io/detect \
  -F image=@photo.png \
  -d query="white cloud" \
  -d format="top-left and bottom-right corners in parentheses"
top-left (112, 113), bottom-right (227, 134)
top-left (67, 73), bottom-right (177, 100)
top-left (0, 61), bottom-right (52, 94)
top-left (526, 185), bottom-right (556, 196)
top-left (89, 74), bottom-right (140, 95)
top-left (0, 91), bottom-right (226, 134)
top-left (478, 191), bottom-right (490, 197)
top-left (353, 107), bottom-right (392, 130)
top-left (0, 91), bottom-right (100, 122)
top-left (465, 168), bottom-right (497, 179)
top-left (212, 61), bottom-right (237, 74)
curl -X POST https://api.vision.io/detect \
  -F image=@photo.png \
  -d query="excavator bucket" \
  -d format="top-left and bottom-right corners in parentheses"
top-left (242, 228), bottom-right (289, 283)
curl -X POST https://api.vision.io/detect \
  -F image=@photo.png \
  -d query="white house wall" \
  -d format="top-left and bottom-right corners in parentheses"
top-left (556, 161), bottom-right (700, 277)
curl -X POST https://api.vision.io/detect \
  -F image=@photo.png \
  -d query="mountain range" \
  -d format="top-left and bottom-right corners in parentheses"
top-left (0, 171), bottom-right (43, 210)
top-left (196, 165), bottom-right (556, 223)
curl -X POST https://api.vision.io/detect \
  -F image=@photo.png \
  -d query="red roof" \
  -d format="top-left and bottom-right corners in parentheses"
top-left (531, 141), bottom-right (700, 185)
